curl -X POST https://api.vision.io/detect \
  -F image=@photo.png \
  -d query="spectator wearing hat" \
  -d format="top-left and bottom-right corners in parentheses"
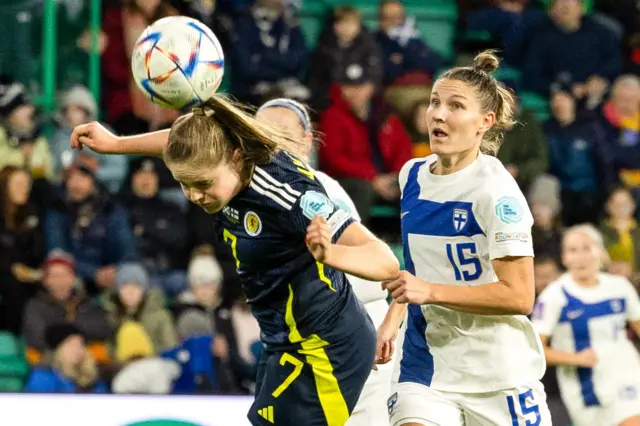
top-left (523, 0), bottom-right (621, 98)
top-left (120, 157), bottom-right (189, 297)
top-left (376, 0), bottom-right (441, 87)
top-left (50, 85), bottom-right (128, 192)
top-left (22, 250), bottom-right (110, 365)
top-left (0, 166), bottom-right (44, 334)
top-left (307, 6), bottom-right (382, 114)
top-left (44, 153), bottom-right (137, 294)
top-left (544, 79), bottom-right (611, 225)
top-left (24, 323), bottom-right (108, 393)
top-left (101, 262), bottom-right (178, 355)
top-left (0, 81), bottom-right (52, 180)
top-left (318, 65), bottom-right (412, 225)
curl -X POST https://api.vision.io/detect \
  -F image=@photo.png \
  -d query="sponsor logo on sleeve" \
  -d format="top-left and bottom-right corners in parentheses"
top-left (300, 190), bottom-right (334, 220)
top-left (494, 232), bottom-right (530, 244)
top-left (494, 196), bottom-right (524, 224)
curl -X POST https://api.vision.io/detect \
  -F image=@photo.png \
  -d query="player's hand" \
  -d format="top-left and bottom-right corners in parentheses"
top-left (383, 271), bottom-right (432, 304)
top-left (575, 348), bottom-right (597, 368)
top-left (305, 216), bottom-right (332, 263)
top-left (71, 121), bottom-right (122, 154)
top-left (375, 321), bottom-right (398, 367)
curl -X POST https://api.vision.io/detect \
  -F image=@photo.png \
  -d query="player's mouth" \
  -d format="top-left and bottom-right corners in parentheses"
top-left (200, 202), bottom-right (220, 213)
top-left (431, 127), bottom-right (449, 139)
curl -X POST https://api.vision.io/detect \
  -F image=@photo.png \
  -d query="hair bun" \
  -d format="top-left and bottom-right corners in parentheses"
top-left (473, 50), bottom-right (500, 74)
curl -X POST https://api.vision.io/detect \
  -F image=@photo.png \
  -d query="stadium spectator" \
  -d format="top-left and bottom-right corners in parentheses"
top-left (529, 175), bottom-right (563, 263)
top-left (50, 86), bottom-right (128, 193)
top-left (376, 0), bottom-right (441, 86)
top-left (230, 0), bottom-right (309, 104)
top-left (101, 0), bottom-right (180, 135)
top-left (318, 70), bottom-right (412, 224)
top-left (44, 154), bottom-right (137, 294)
top-left (596, 75), bottom-right (640, 207)
top-left (121, 157), bottom-right (189, 297)
top-left (466, 0), bottom-right (545, 67)
top-left (523, 0), bottom-right (621, 98)
top-left (0, 81), bottom-right (52, 180)
top-left (24, 323), bottom-right (108, 393)
top-left (0, 166), bottom-right (44, 335)
top-left (405, 100), bottom-right (432, 158)
top-left (497, 99), bottom-right (549, 193)
top-left (101, 263), bottom-right (178, 355)
top-left (544, 81), bottom-right (609, 225)
top-left (600, 186), bottom-right (640, 279)
top-left (534, 255), bottom-right (561, 295)
top-left (307, 6), bottom-right (382, 113)
top-left (22, 250), bottom-right (111, 365)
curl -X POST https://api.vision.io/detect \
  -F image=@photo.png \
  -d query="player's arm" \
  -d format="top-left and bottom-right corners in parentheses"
top-left (71, 121), bottom-right (170, 157)
top-left (538, 335), bottom-right (596, 368)
top-left (308, 217), bottom-right (399, 282)
top-left (622, 277), bottom-right (640, 337)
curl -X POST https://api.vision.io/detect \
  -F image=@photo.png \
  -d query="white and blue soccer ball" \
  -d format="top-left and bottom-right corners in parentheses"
top-left (131, 16), bottom-right (225, 110)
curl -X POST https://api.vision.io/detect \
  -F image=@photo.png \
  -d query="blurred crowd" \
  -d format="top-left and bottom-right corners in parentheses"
top-left (0, 0), bottom-right (638, 418)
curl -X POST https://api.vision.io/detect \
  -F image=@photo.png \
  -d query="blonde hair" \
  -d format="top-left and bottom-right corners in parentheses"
top-left (437, 50), bottom-right (516, 156)
top-left (51, 347), bottom-right (99, 388)
top-left (563, 224), bottom-right (610, 270)
top-left (164, 94), bottom-right (301, 173)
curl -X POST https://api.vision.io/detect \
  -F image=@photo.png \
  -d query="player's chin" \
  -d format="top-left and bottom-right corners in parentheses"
top-left (200, 202), bottom-right (223, 214)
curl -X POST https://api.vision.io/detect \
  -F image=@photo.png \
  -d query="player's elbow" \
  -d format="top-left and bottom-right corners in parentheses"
top-left (382, 256), bottom-right (401, 280)
top-left (511, 291), bottom-right (535, 316)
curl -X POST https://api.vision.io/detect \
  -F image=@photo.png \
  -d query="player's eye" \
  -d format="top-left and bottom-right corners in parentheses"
top-left (451, 102), bottom-right (463, 109)
top-left (430, 98), bottom-right (440, 106)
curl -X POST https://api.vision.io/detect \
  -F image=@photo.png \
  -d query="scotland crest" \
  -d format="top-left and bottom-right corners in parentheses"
top-left (453, 208), bottom-right (468, 233)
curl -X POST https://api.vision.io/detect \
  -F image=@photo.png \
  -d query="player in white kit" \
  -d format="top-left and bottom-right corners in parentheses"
top-left (532, 224), bottom-right (640, 426)
top-left (375, 50), bottom-right (551, 426)
top-left (255, 98), bottom-right (393, 426)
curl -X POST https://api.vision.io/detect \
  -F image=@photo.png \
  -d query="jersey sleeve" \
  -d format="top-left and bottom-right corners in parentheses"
top-left (621, 278), bottom-right (640, 322)
top-left (316, 171), bottom-right (361, 222)
top-left (288, 175), bottom-right (355, 243)
top-left (475, 178), bottom-right (534, 260)
top-left (531, 283), bottom-right (566, 337)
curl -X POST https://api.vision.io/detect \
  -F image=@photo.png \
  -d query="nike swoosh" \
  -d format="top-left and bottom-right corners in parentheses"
top-left (401, 211), bottom-right (410, 218)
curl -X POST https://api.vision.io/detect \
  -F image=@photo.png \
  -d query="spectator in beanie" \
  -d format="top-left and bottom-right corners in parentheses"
top-left (24, 323), bottom-right (108, 393)
top-left (523, 0), bottom-right (621, 98)
top-left (101, 262), bottom-right (178, 355)
top-left (120, 157), bottom-right (189, 297)
top-left (376, 0), bottom-right (441, 86)
top-left (22, 250), bottom-right (111, 365)
top-left (600, 186), bottom-right (640, 279)
top-left (544, 80), bottom-right (609, 225)
top-left (529, 175), bottom-right (563, 264)
top-left (45, 153), bottom-right (137, 294)
top-left (318, 67), bottom-right (412, 224)
top-left (0, 81), bottom-right (52, 179)
top-left (50, 85), bottom-right (128, 192)
top-left (0, 166), bottom-right (44, 334)
top-left (307, 6), bottom-right (382, 113)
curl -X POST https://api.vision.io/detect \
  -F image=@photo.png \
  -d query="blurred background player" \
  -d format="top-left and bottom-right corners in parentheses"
top-left (376, 50), bottom-right (551, 426)
top-left (255, 98), bottom-right (393, 426)
top-left (533, 224), bottom-right (640, 426)
top-left (70, 93), bottom-right (399, 426)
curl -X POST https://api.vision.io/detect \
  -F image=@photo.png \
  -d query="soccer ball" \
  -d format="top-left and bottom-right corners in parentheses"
top-left (131, 16), bottom-right (225, 110)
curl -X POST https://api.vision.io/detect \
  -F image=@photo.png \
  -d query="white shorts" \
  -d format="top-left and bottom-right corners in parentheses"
top-left (347, 299), bottom-right (394, 426)
top-left (565, 383), bottom-right (640, 426)
top-left (388, 381), bottom-right (552, 426)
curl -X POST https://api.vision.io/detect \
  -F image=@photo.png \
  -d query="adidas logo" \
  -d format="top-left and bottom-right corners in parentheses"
top-left (258, 406), bottom-right (274, 423)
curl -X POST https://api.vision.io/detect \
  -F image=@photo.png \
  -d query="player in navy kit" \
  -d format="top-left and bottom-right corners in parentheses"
top-left (71, 94), bottom-right (400, 426)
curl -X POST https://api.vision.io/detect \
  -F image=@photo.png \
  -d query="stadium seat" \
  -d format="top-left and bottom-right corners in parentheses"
top-left (0, 358), bottom-right (28, 378)
top-left (0, 332), bottom-right (18, 358)
top-left (370, 205), bottom-right (398, 218)
top-left (0, 377), bottom-right (23, 392)
top-left (520, 91), bottom-right (550, 122)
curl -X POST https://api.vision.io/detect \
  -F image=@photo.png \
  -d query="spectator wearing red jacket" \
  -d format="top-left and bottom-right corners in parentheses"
top-left (318, 64), bottom-right (412, 224)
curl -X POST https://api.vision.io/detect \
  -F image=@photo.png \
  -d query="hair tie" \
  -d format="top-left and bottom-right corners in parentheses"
top-left (192, 105), bottom-right (215, 117)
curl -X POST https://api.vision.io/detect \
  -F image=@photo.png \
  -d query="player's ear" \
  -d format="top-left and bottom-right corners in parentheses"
top-left (480, 112), bottom-right (495, 133)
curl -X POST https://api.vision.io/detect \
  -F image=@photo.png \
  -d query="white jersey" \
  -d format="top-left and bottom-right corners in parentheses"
top-left (532, 273), bottom-right (640, 424)
top-left (396, 154), bottom-right (545, 393)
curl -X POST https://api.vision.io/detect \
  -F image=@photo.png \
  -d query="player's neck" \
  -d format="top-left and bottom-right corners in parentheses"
top-left (433, 148), bottom-right (478, 175)
top-left (572, 273), bottom-right (599, 288)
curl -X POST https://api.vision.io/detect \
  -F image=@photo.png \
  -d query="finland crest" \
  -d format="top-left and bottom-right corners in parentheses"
top-left (452, 208), bottom-right (468, 233)
top-left (244, 211), bottom-right (262, 237)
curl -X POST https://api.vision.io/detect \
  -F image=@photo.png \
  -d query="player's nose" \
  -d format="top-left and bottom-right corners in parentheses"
top-left (189, 189), bottom-right (205, 203)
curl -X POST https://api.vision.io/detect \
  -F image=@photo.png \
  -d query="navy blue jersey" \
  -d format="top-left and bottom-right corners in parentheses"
top-left (214, 151), bottom-right (369, 350)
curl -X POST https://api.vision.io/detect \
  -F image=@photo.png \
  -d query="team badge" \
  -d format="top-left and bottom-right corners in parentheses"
top-left (300, 190), bottom-right (334, 220)
top-left (244, 211), bottom-right (262, 236)
top-left (387, 392), bottom-right (398, 415)
top-left (452, 208), bottom-right (468, 232)
top-left (494, 196), bottom-right (523, 224)
top-left (611, 300), bottom-right (622, 313)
